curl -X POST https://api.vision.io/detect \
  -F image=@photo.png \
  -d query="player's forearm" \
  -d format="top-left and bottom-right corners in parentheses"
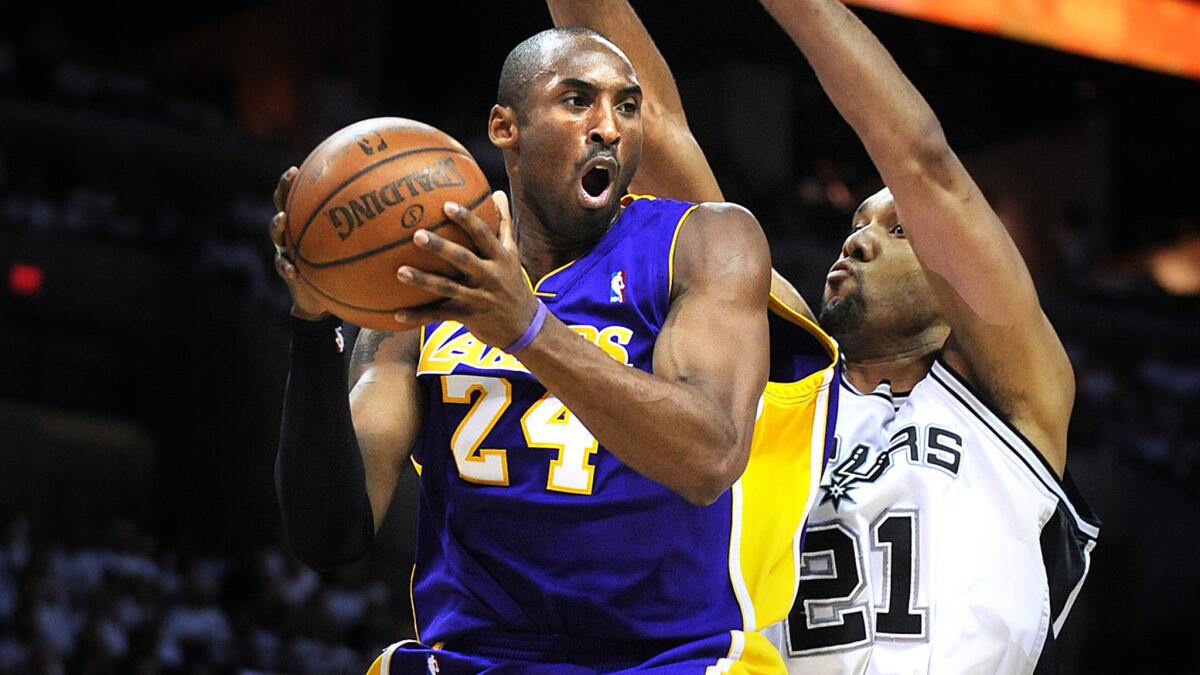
top-left (275, 317), bottom-right (374, 571)
top-left (519, 318), bottom-right (751, 506)
top-left (761, 0), bottom-right (949, 176)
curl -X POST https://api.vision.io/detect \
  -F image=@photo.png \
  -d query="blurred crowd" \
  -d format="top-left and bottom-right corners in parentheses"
top-left (0, 516), bottom-right (408, 675)
top-left (0, 26), bottom-right (236, 140)
top-left (1070, 344), bottom-right (1200, 496)
top-left (0, 7), bottom-right (1197, 674)
top-left (0, 153), bottom-right (289, 317)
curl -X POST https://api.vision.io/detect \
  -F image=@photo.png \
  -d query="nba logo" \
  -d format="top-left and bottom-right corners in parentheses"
top-left (334, 326), bottom-right (345, 353)
top-left (610, 270), bottom-right (626, 303)
top-left (426, 654), bottom-right (440, 674)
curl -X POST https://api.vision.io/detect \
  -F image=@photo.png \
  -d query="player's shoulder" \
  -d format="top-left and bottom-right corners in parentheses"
top-left (662, 200), bottom-right (769, 308)
top-left (674, 200), bottom-right (768, 274)
top-left (688, 200), bottom-right (759, 226)
top-left (620, 194), bottom-right (759, 230)
top-left (664, 198), bottom-right (765, 251)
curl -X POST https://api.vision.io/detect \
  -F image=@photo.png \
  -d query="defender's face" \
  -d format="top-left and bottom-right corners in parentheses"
top-left (820, 188), bottom-right (939, 337)
top-left (515, 37), bottom-right (643, 235)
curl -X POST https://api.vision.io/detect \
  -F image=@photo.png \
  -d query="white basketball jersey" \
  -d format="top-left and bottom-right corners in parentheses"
top-left (764, 359), bottom-right (1100, 675)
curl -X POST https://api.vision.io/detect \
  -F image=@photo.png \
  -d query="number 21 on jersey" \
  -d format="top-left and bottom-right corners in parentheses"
top-left (441, 375), bottom-right (599, 494)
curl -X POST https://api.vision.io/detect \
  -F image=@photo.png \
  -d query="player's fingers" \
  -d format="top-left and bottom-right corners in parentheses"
top-left (493, 191), bottom-right (515, 250)
top-left (397, 265), bottom-right (465, 300)
top-left (274, 255), bottom-right (298, 281)
top-left (412, 230), bottom-right (483, 279)
top-left (269, 212), bottom-right (288, 249)
top-left (444, 201), bottom-right (501, 259)
top-left (273, 166), bottom-right (299, 212)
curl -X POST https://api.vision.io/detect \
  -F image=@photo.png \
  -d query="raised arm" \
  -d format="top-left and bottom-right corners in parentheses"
top-left (761, 0), bottom-right (1074, 472)
top-left (549, 0), bottom-right (814, 318)
top-left (547, 0), bottom-right (722, 203)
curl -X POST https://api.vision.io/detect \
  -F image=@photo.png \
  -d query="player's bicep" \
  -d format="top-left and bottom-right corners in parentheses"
top-left (348, 328), bottom-right (423, 528)
top-left (655, 204), bottom-right (771, 439)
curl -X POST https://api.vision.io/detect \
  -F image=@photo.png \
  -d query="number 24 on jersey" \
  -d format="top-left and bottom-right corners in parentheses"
top-left (442, 375), bottom-right (600, 495)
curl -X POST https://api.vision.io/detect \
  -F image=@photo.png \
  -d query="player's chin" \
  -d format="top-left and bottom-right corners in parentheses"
top-left (822, 279), bottom-right (849, 302)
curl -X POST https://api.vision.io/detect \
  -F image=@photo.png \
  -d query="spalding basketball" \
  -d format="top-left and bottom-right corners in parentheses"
top-left (285, 117), bottom-right (499, 330)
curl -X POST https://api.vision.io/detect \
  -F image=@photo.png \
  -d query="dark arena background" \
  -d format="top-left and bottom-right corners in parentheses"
top-left (0, 1), bottom-right (1197, 672)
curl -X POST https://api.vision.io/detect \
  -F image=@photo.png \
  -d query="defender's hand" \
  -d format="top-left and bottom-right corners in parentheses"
top-left (395, 191), bottom-right (541, 349)
top-left (269, 166), bottom-right (332, 321)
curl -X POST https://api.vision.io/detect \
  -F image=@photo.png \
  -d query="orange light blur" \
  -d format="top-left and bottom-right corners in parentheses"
top-left (847, 0), bottom-right (1200, 79)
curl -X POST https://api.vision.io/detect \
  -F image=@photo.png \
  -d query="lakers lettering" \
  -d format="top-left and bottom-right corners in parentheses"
top-left (325, 156), bottom-right (469, 241)
top-left (419, 321), bottom-right (633, 375)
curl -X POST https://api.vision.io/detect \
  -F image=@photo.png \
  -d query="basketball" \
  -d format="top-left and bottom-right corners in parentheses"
top-left (284, 117), bottom-right (499, 330)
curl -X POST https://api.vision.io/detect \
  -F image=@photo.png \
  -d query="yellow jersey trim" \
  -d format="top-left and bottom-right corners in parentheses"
top-left (769, 291), bottom-right (838, 357)
top-left (620, 193), bottom-right (655, 205)
top-left (668, 203), bottom-right (703, 298)
top-left (763, 291), bottom-right (840, 402)
top-left (528, 194), bottom-right (651, 297)
top-left (519, 267), bottom-right (536, 293)
top-left (734, 292), bottom-right (839, 633)
top-left (531, 257), bottom-right (576, 298)
top-left (726, 480), bottom-right (755, 631)
top-left (409, 564), bottom-right (420, 644)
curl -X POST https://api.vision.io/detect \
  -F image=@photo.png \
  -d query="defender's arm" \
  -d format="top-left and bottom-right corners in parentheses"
top-left (761, 0), bottom-right (1073, 473)
top-left (549, 0), bottom-right (814, 319)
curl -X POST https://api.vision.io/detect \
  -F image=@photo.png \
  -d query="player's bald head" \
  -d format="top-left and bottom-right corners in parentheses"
top-left (497, 27), bottom-right (623, 115)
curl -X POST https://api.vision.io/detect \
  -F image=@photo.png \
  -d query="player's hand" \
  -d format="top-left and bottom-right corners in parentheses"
top-left (395, 191), bottom-right (541, 349)
top-left (270, 166), bottom-right (332, 321)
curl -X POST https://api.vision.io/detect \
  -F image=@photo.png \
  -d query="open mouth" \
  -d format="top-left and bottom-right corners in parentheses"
top-left (582, 166), bottom-right (610, 197)
top-left (577, 157), bottom-right (616, 209)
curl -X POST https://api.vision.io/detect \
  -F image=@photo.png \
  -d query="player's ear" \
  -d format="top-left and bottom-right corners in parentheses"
top-left (489, 104), bottom-right (518, 149)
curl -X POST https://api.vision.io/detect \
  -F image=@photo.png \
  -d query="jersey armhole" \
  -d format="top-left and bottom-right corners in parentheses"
top-left (930, 358), bottom-right (1101, 536)
top-left (667, 203), bottom-right (703, 300)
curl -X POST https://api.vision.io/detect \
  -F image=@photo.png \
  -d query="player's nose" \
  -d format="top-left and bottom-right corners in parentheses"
top-left (842, 227), bottom-right (877, 263)
top-left (588, 106), bottom-right (620, 146)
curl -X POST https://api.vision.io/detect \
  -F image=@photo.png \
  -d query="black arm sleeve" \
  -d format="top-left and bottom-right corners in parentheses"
top-left (275, 315), bottom-right (375, 571)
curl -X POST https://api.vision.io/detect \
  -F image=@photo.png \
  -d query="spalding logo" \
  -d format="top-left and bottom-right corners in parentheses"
top-left (324, 156), bottom-right (465, 241)
top-left (401, 204), bottom-right (424, 229)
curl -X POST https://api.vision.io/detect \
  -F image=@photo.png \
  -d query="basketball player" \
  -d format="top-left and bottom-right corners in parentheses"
top-left (270, 26), bottom-right (837, 673)
top-left (548, 0), bottom-right (1100, 672)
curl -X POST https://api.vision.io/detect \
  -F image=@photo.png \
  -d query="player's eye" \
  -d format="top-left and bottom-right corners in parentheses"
top-left (890, 223), bottom-right (905, 236)
top-left (617, 99), bottom-right (639, 114)
top-left (564, 94), bottom-right (590, 109)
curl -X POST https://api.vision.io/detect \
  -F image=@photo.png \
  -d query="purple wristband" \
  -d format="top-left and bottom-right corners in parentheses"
top-left (502, 299), bottom-right (548, 354)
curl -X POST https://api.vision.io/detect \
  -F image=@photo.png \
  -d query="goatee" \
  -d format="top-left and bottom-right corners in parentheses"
top-left (819, 288), bottom-right (867, 340)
